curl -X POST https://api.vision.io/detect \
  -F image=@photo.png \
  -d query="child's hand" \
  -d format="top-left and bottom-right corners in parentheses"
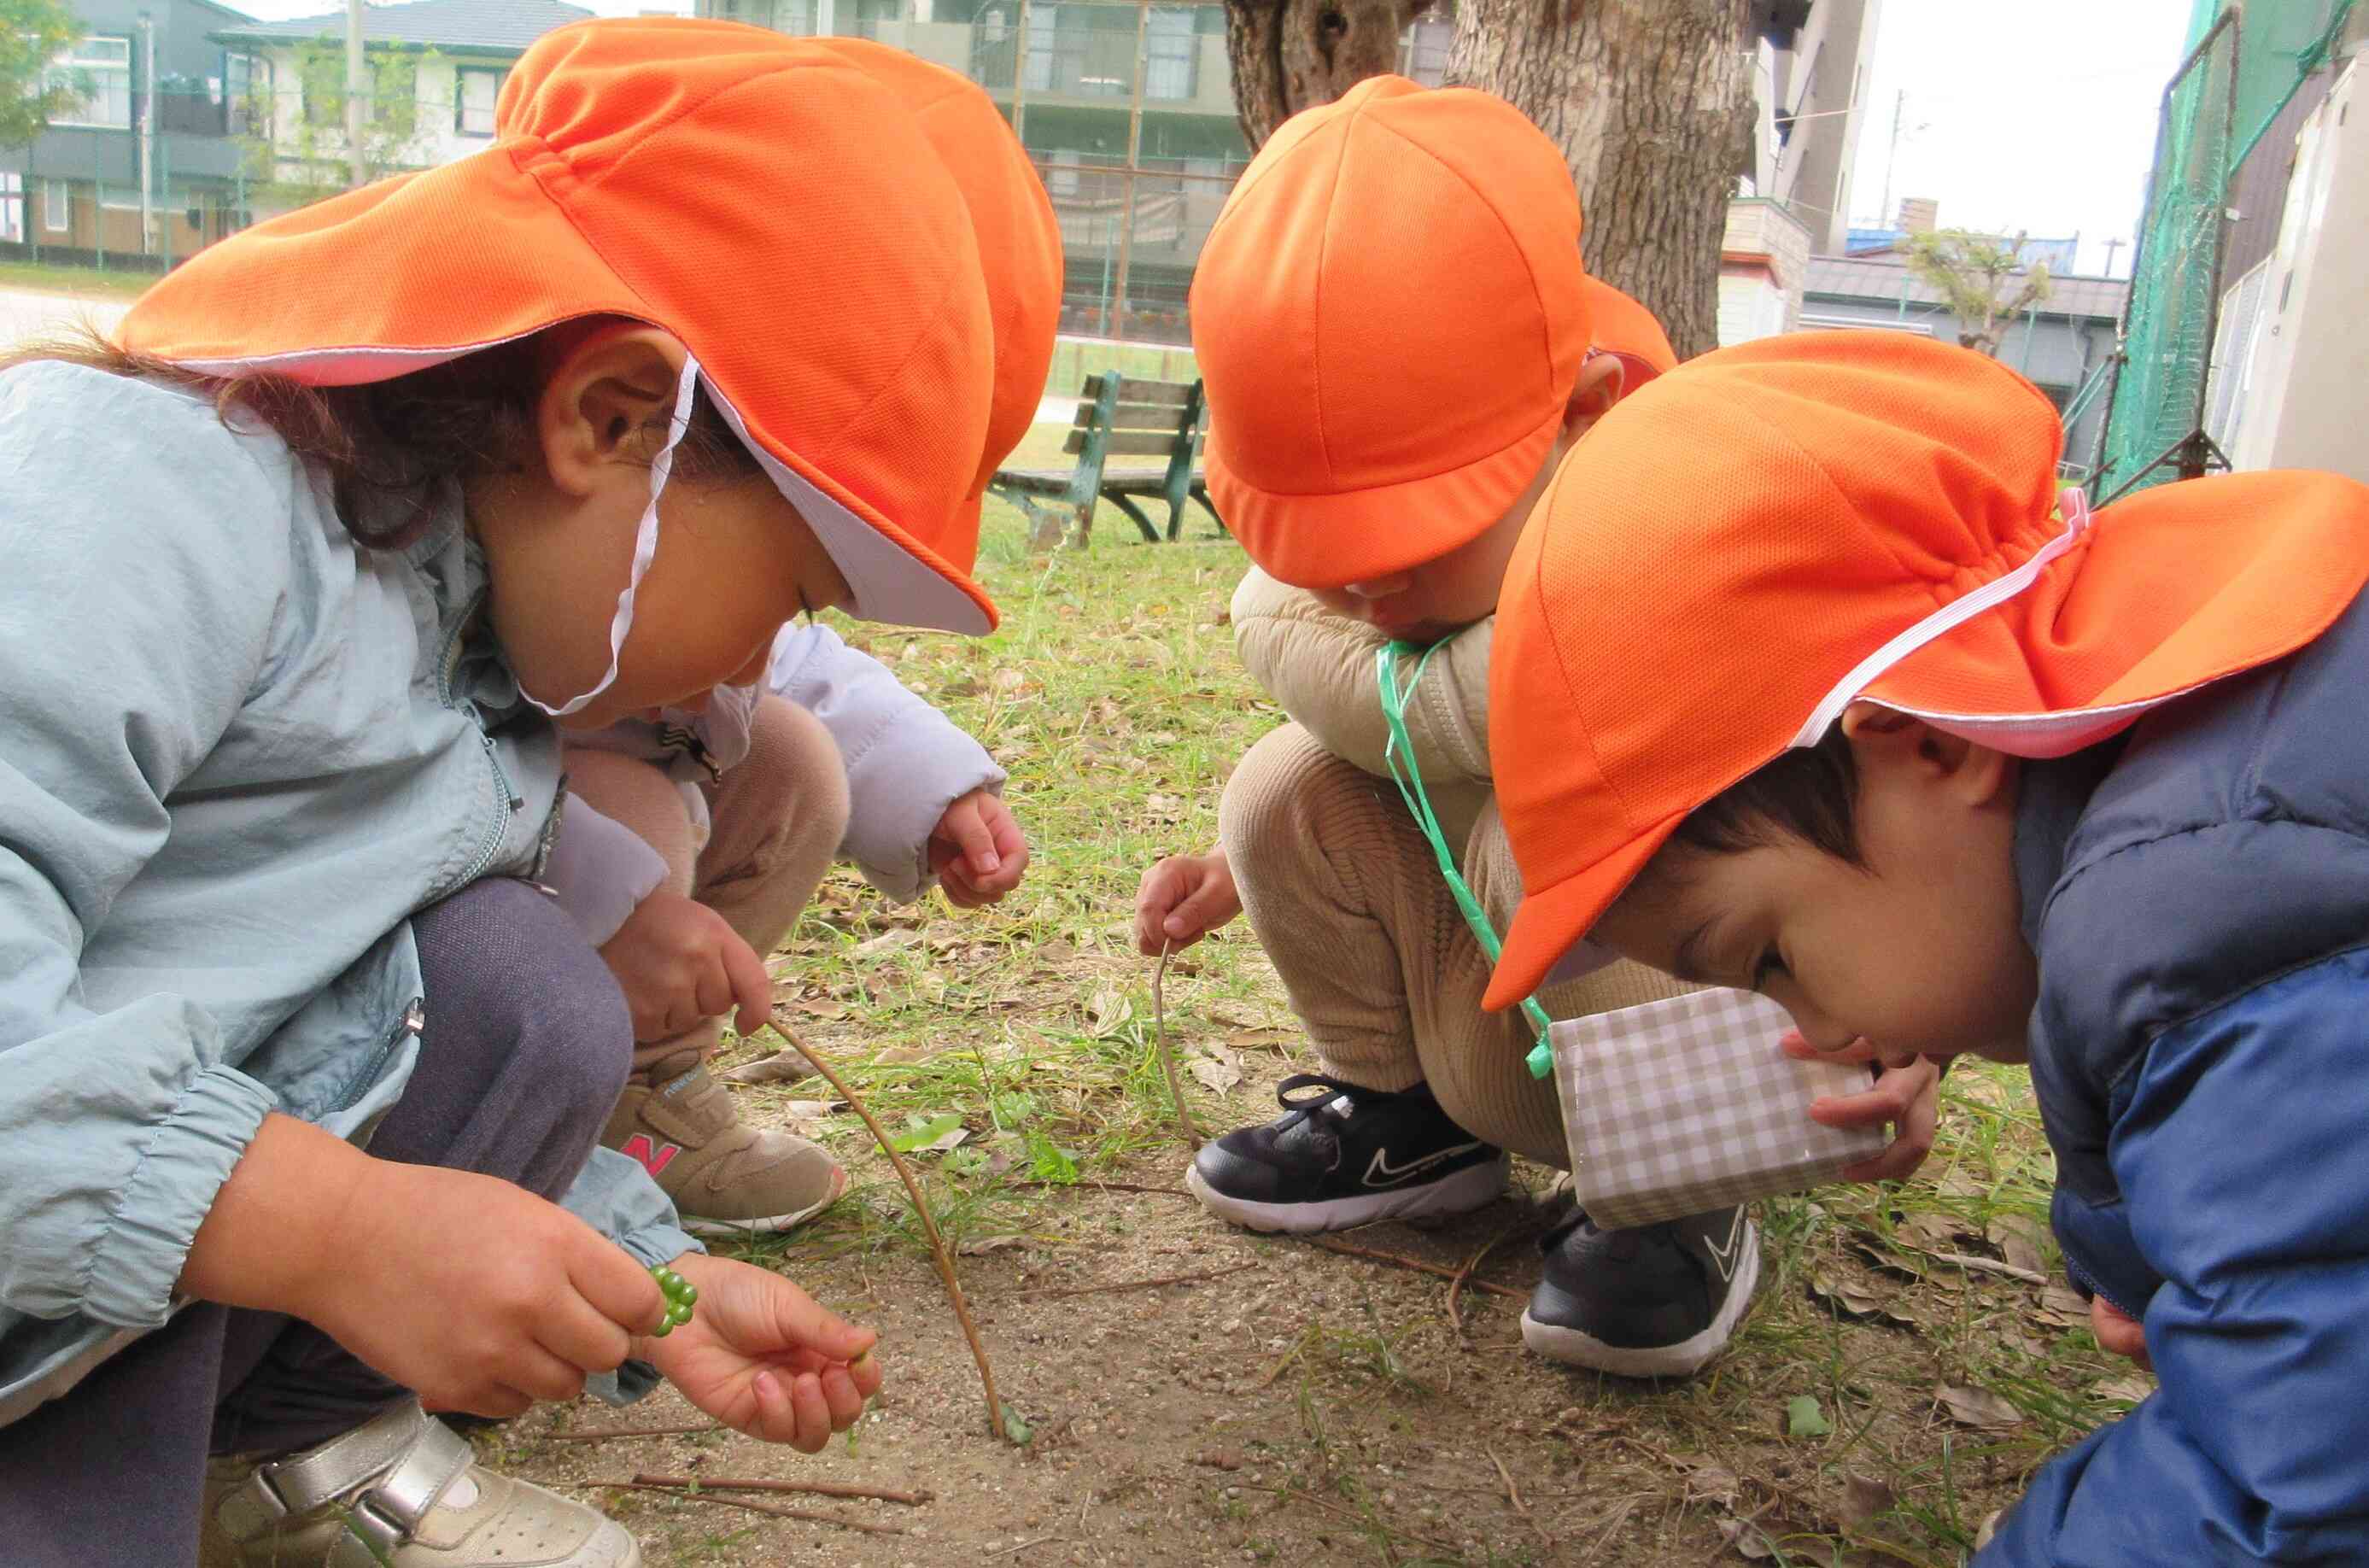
top-left (1780, 1032), bottom-right (1940, 1182)
top-left (302, 1161), bottom-right (669, 1419)
top-left (1132, 850), bottom-right (1242, 956)
top-left (600, 890), bottom-right (771, 1042)
top-left (2089, 1295), bottom-right (2153, 1371)
top-left (929, 789), bottom-right (1029, 908)
top-left (636, 1254), bottom-right (883, 1451)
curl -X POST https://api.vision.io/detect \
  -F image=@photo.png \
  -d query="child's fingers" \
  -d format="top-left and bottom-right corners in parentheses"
top-left (937, 796), bottom-right (1003, 877)
top-left (816, 1363), bottom-right (867, 1427)
top-left (570, 1242), bottom-right (670, 1339)
top-left (722, 933), bottom-right (773, 1035)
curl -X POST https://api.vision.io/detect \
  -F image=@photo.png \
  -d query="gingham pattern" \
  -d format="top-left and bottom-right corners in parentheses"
top-left (1552, 987), bottom-right (1885, 1229)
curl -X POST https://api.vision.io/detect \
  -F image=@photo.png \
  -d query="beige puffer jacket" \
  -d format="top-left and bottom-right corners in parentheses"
top-left (1230, 567), bottom-right (1496, 848)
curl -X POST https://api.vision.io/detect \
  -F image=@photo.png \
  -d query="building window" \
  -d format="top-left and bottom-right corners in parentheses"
top-left (0, 173), bottom-right (20, 243)
top-left (1403, 14), bottom-right (1452, 86)
top-left (43, 180), bottom-right (70, 233)
top-left (1144, 8), bottom-right (1195, 100)
top-left (455, 67), bottom-right (505, 135)
top-left (46, 36), bottom-right (133, 130)
top-left (226, 52), bottom-right (266, 136)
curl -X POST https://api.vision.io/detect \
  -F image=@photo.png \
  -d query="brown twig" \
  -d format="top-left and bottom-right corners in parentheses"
top-left (630, 1472), bottom-right (933, 1507)
top-left (543, 1423), bottom-right (722, 1443)
top-left (586, 1480), bottom-right (907, 1536)
top-left (1009, 1261), bottom-right (1255, 1300)
top-left (779, 1027), bottom-right (1015, 1445)
top-left (1448, 1226), bottom-right (1519, 1331)
top-left (1908, 1248), bottom-right (2049, 1285)
top-left (1303, 1235), bottom-right (1525, 1300)
top-left (1487, 1445), bottom-right (1530, 1516)
top-left (1150, 940), bottom-right (1203, 1150)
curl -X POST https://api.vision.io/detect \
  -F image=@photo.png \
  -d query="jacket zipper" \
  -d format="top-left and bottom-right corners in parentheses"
top-left (436, 590), bottom-right (518, 889)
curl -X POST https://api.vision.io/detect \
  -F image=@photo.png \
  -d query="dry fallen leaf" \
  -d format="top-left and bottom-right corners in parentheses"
top-left (852, 928), bottom-right (921, 958)
top-left (1937, 1384), bottom-right (2026, 1431)
top-left (1225, 1028), bottom-right (1300, 1054)
top-left (1189, 1056), bottom-right (1242, 1096)
top-left (1807, 1273), bottom-right (1916, 1329)
top-left (957, 1234), bottom-right (1028, 1256)
top-left (1987, 1214), bottom-right (2050, 1277)
top-left (721, 1050), bottom-right (817, 1085)
top-left (1716, 1515), bottom-right (1777, 1560)
top-left (1840, 1472), bottom-right (1896, 1527)
top-left (2041, 1281), bottom-right (2090, 1321)
top-left (2094, 1373), bottom-right (2155, 1405)
top-left (1085, 988), bottom-right (1132, 1039)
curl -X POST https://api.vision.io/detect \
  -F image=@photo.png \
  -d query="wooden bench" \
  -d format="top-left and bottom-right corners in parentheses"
top-left (989, 372), bottom-right (1225, 548)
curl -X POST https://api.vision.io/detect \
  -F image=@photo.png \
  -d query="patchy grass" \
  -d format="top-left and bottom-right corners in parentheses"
top-left (1044, 337), bottom-right (1201, 397)
top-left (0, 259), bottom-right (155, 300)
top-left (581, 491), bottom-right (2131, 1565)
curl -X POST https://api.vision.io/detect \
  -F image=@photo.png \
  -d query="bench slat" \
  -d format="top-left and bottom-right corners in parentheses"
top-left (1081, 375), bottom-right (1194, 407)
top-left (1073, 401), bottom-right (1193, 431)
top-left (1066, 429), bottom-right (1201, 457)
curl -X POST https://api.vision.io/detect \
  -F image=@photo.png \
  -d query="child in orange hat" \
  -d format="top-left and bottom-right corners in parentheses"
top-left (1484, 330), bottom-right (2369, 1562)
top-left (0, 20), bottom-right (1014, 1567)
top-left (548, 38), bottom-right (1062, 1241)
top-left (1134, 74), bottom-right (1938, 1378)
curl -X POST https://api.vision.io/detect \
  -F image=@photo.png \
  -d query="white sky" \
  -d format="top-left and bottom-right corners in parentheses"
top-left (1845, 0), bottom-right (2194, 276)
top-left (219, 0), bottom-right (2194, 278)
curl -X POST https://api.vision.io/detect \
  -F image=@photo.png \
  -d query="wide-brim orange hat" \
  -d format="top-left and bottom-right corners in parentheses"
top-left (809, 38), bottom-right (1062, 570)
top-left (118, 18), bottom-right (997, 639)
top-left (1582, 277), bottom-right (1676, 395)
top-left (1190, 75), bottom-right (1593, 590)
top-left (1485, 331), bottom-right (2369, 1009)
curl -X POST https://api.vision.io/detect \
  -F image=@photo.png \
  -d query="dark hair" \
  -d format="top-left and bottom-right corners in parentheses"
top-left (1670, 723), bottom-right (1864, 866)
top-left (0, 322), bottom-right (761, 551)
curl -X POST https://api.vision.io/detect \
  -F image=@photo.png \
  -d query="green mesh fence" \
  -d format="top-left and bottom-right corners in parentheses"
top-left (2097, 0), bottom-right (2358, 498)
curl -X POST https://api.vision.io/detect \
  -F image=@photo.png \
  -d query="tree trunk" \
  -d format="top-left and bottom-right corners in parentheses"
top-left (1445, 0), bottom-right (1752, 361)
top-left (1222, 0), bottom-right (1418, 151)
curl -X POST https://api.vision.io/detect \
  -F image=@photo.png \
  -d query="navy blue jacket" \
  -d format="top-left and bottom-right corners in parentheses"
top-left (1977, 585), bottom-right (2369, 1564)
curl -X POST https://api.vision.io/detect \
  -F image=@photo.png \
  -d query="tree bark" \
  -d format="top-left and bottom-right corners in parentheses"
top-left (1444, 0), bottom-right (1752, 361)
top-left (1222, 0), bottom-right (1418, 151)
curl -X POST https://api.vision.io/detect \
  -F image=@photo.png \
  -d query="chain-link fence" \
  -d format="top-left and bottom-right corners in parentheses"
top-left (2097, 0), bottom-right (2358, 497)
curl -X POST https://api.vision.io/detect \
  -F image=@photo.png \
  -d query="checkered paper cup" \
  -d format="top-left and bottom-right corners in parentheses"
top-left (1552, 988), bottom-right (1884, 1230)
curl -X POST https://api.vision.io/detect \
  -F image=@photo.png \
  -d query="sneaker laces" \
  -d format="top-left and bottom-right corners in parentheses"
top-left (1270, 1072), bottom-right (1404, 1133)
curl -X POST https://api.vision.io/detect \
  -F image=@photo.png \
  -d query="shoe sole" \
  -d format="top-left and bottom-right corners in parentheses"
top-left (677, 1171), bottom-right (847, 1239)
top-left (1184, 1155), bottom-right (1509, 1234)
top-left (1518, 1221), bottom-right (1762, 1378)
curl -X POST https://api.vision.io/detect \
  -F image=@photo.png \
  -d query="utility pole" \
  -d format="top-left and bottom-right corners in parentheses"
top-left (1875, 87), bottom-right (1904, 231)
top-left (1107, 0), bottom-right (1149, 343)
top-left (346, 0), bottom-right (366, 188)
top-left (2100, 236), bottom-right (2126, 277)
top-left (137, 12), bottom-right (155, 258)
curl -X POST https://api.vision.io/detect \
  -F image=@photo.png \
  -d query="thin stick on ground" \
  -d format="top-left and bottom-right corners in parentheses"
top-left (584, 1480), bottom-right (908, 1536)
top-left (776, 1027), bottom-right (1015, 1445)
top-left (1303, 1235), bottom-right (1525, 1300)
top-left (1487, 1445), bottom-right (1530, 1518)
top-left (1448, 1225), bottom-right (1519, 1331)
top-left (1008, 1261), bottom-right (1255, 1300)
top-left (543, 1423), bottom-right (722, 1443)
top-left (1149, 939), bottom-right (1202, 1150)
top-left (631, 1473), bottom-right (933, 1507)
top-left (1003, 1179), bottom-right (1190, 1197)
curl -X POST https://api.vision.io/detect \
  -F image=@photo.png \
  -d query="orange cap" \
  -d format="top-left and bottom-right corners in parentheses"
top-left (809, 38), bottom-right (1062, 570)
top-left (118, 19), bottom-right (999, 635)
top-left (1190, 75), bottom-right (1593, 589)
top-left (1582, 276), bottom-right (1676, 394)
top-left (1484, 331), bottom-right (2369, 1009)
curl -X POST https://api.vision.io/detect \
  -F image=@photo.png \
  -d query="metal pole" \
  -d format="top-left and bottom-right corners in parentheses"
top-left (1876, 87), bottom-right (1903, 229)
top-left (1009, 0), bottom-right (1032, 142)
top-left (1107, 0), bottom-right (1149, 343)
top-left (138, 14), bottom-right (155, 259)
top-left (346, 0), bottom-right (366, 189)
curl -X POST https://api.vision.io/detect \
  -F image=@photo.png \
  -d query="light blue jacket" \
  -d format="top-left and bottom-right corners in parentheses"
top-left (0, 362), bottom-right (696, 1426)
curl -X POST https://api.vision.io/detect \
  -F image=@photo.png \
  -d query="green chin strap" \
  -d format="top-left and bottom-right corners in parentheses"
top-left (1377, 639), bottom-right (1557, 1078)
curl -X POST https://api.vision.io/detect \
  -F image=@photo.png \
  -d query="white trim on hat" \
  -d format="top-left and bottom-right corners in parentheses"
top-left (1787, 489), bottom-right (2095, 750)
top-left (703, 383), bottom-right (991, 636)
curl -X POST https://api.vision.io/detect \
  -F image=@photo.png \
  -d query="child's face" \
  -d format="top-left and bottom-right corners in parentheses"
top-left (1308, 355), bottom-right (1625, 645)
top-left (474, 328), bottom-right (852, 728)
top-left (1588, 708), bottom-right (2040, 1066)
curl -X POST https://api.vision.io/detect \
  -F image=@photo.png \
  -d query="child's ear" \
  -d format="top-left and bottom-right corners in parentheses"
top-left (1840, 701), bottom-right (2015, 807)
top-left (1564, 354), bottom-right (1625, 436)
top-left (536, 326), bottom-right (689, 500)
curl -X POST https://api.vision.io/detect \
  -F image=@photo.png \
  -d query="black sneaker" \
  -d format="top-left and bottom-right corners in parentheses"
top-left (1184, 1074), bottom-right (1509, 1234)
top-left (1520, 1205), bottom-right (1758, 1377)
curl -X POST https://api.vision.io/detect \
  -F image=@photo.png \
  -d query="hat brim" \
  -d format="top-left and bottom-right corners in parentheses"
top-left (1207, 402), bottom-right (1564, 591)
top-left (120, 143), bottom-right (995, 635)
top-left (1484, 811), bottom-right (1681, 1011)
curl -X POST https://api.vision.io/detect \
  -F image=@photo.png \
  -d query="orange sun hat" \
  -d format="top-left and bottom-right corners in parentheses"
top-left (809, 38), bottom-right (1062, 571)
top-left (1582, 276), bottom-right (1677, 393)
top-left (1484, 331), bottom-right (2369, 1009)
top-left (1189, 74), bottom-right (1594, 590)
top-left (117, 19), bottom-right (999, 637)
